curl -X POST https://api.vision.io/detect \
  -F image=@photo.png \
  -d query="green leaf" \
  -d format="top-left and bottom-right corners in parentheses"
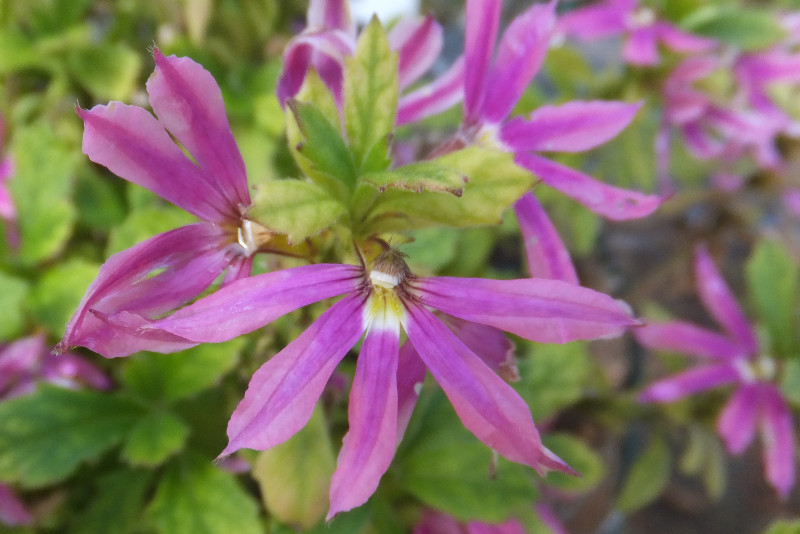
top-left (288, 99), bottom-right (358, 194)
top-left (248, 180), bottom-right (347, 242)
top-left (147, 454), bottom-right (262, 534)
top-left (28, 259), bottom-right (99, 338)
top-left (0, 386), bottom-right (144, 487)
top-left (780, 360), bottom-right (800, 408)
top-left (516, 342), bottom-right (590, 421)
top-left (106, 206), bottom-right (195, 256)
top-left (68, 43), bottom-right (142, 101)
top-left (343, 16), bottom-right (398, 170)
top-left (616, 436), bottom-right (672, 512)
top-left (71, 468), bottom-right (154, 534)
top-left (120, 410), bottom-right (190, 467)
top-left (0, 30), bottom-right (44, 73)
top-left (363, 161), bottom-right (467, 195)
top-left (0, 272), bottom-right (29, 342)
top-left (74, 168), bottom-right (127, 230)
top-left (253, 405), bottom-right (335, 529)
top-left (396, 388), bottom-right (537, 523)
top-left (764, 519), bottom-right (800, 534)
top-left (121, 338), bottom-right (245, 404)
top-left (367, 147), bottom-right (534, 231)
top-left (398, 227), bottom-right (461, 273)
top-left (745, 239), bottom-right (799, 358)
top-left (9, 122), bottom-right (79, 265)
top-left (542, 434), bottom-right (605, 493)
top-left (682, 6), bottom-right (785, 51)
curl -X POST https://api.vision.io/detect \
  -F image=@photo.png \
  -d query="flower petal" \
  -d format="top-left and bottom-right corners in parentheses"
top-left (694, 245), bottom-right (758, 354)
top-left (464, 0), bottom-right (501, 123)
top-left (307, 0), bottom-right (355, 36)
top-left (328, 328), bottom-right (399, 519)
top-left (416, 276), bottom-right (636, 344)
top-left (500, 101), bottom-right (641, 153)
top-left (221, 293), bottom-right (366, 456)
top-left (0, 484), bottom-right (32, 527)
top-left (639, 363), bottom-right (740, 403)
top-left (148, 49), bottom-right (250, 213)
top-left (389, 16), bottom-right (443, 90)
top-left (634, 321), bottom-right (744, 360)
top-left (623, 26), bottom-right (659, 66)
top-left (657, 23), bottom-right (716, 54)
top-left (483, 1), bottom-right (557, 123)
top-left (396, 341), bottom-right (427, 441)
top-left (558, 2), bottom-right (628, 40)
top-left (77, 104), bottom-right (231, 222)
top-left (41, 352), bottom-right (112, 391)
top-left (403, 303), bottom-right (573, 475)
top-left (760, 385), bottom-right (797, 498)
top-left (397, 57), bottom-right (465, 126)
top-left (443, 315), bottom-right (518, 381)
top-left (152, 264), bottom-right (362, 343)
top-left (513, 192), bottom-right (579, 284)
top-left (58, 223), bottom-right (234, 358)
top-left (515, 153), bottom-right (661, 220)
top-left (717, 384), bottom-right (759, 454)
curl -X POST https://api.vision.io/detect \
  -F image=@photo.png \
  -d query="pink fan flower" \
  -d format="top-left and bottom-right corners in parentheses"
top-left (277, 0), bottom-right (464, 125)
top-left (635, 246), bottom-right (797, 498)
top-left (147, 247), bottom-right (636, 518)
top-left (0, 333), bottom-right (110, 526)
top-left (58, 49), bottom-right (291, 358)
top-left (558, 0), bottom-right (715, 66)
top-left (450, 0), bottom-right (661, 230)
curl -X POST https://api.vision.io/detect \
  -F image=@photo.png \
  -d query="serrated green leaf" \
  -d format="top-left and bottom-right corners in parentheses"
top-left (68, 43), bottom-right (142, 101)
top-left (29, 259), bottom-right (99, 338)
top-left (517, 342), bottom-right (590, 421)
top-left (121, 338), bottom-right (244, 404)
top-left (616, 436), bottom-right (671, 512)
top-left (366, 147), bottom-right (534, 231)
top-left (396, 389), bottom-right (537, 523)
top-left (344, 17), bottom-right (398, 170)
top-left (9, 122), bottom-right (79, 265)
top-left (121, 410), bottom-right (190, 467)
top-left (0, 272), bottom-right (29, 342)
top-left (248, 180), bottom-right (347, 242)
top-left (542, 434), bottom-right (605, 493)
top-left (682, 6), bottom-right (785, 51)
top-left (0, 386), bottom-right (144, 487)
top-left (363, 161), bottom-right (467, 195)
top-left (147, 454), bottom-right (262, 534)
top-left (253, 406), bottom-right (335, 529)
top-left (745, 239), bottom-right (799, 358)
top-left (71, 468), bottom-right (153, 534)
top-left (288, 99), bottom-right (358, 195)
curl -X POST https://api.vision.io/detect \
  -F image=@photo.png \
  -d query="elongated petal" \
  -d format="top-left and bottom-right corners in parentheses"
top-left (276, 30), bottom-right (354, 105)
top-left (694, 245), bottom-right (758, 354)
top-left (0, 335), bottom-right (44, 393)
top-left (152, 264), bottom-right (362, 343)
top-left (558, 3), bottom-right (628, 40)
top-left (464, 0), bottom-right (501, 123)
top-left (404, 303), bottom-right (573, 475)
top-left (0, 484), bottom-right (31, 526)
top-left (443, 315), bottom-right (518, 381)
top-left (500, 101), bottom-right (641, 153)
top-left (657, 23), bottom-right (716, 54)
top-left (639, 363), bottom-right (740, 403)
top-left (329, 328), bottom-right (399, 518)
top-left (397, 57), bottom-right (464, 126)
top-left (515, 153), bottom-right (661, 220)
top-left (717, 384), bottom-right (759, 454)
top-left (623, 26), bottom-right (659, 66)
top-left (58, 223), bottom-right (234, 358)
top-left (634, 321), bottom-right (744, 360)
top-left (41, 352), bottom-right (112, 391)
top-left (148, 50), bottom-right (250, 213)
top-left (78, 104), bottom-right (231, 222)
top-left (221, 293), bottom-right (366, 456)
top-left (389, 16), bottom-right (443, 90)
top-left (396, 341), bottom-right (427, 441)
top-left (416, 276), bottom-right (635, 343)
top-left (307, 0), bottom-right (355, 36)
top-left (760, 385), bottom-right (797, 498)
top-left (483, 1), bottom-right (557, 123)
top-left (513, 192), bottom-right (578, 284)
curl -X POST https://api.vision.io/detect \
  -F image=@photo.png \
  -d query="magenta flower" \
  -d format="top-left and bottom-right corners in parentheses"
top-left (0, 117), bottom-right (14, 226)
top-left (558, 0), bottom-right (715, 66)
top-left (412, 502), bottom-right (567, 534)
top-left (147, 247), bottom-right (636, 517)
top-left (454, 0), bottom-right (661, 226)
top-left (277, 0), bottom-right (464, 125)
top-left (0, 484), bottom-right (30, 527)
top-left (58, 49), bottom-right (283, 358)
top-left (635, 246), bottom-right (796, 498)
